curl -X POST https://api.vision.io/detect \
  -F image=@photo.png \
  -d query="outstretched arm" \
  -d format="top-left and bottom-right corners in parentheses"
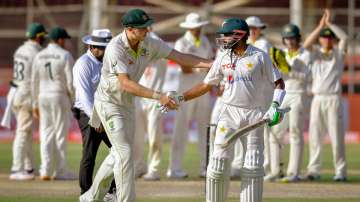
top-left (183, 82), bottom-right (212, 101)
top-left (167, 49), bottom-right (213, 71)
top-left (304, 9), bottom-right (328, 50)
top-left (327, 23), bottom-right (348, 52)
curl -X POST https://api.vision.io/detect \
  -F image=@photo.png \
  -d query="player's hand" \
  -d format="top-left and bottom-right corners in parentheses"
top-left (95, 123), bottom-right (104, 133)
top-left (33, 108), bottom-right (39, 119)
top-left (216, 85), bottom-right (225, 96)
top-left (324, 9), bottom-right (331, 26)
top-left (180, 66), bottom-right (193, 74)
top-left (319, 10), bottom-right (328, 28)
top-left (263, 102), bottom-right (284, 127)
top-left (159, 94), bottom-right (178, 110)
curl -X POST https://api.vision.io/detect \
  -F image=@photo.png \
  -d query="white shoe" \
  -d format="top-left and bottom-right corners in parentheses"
top-left (53, 170), bottom-right (78, 180)
top-left (103, 192), bottom-right (117, 202)
top-left (79, 194), bottom-right (89, 202)
top-left (9, 171), bottom-right (35, 181)
top-left (264, 174), bottom-right (281, 182)
top-left (166, 170), bottom-right (188, 179)
top-left (143, 172), bottom-right (160, 181)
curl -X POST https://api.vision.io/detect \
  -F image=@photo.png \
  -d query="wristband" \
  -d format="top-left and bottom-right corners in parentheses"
top-left (152, 91), bottom-right (162, 100)
top-left (272, 89), bottom-right (286, 106)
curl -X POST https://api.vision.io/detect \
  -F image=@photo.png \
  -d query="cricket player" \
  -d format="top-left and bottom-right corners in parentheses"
top-left (303, 9), bottom-right (347, 182)
top-left (133, 31), bottom-right (168, 181)
top-left (231, 16), bottom-right (274, 177)
top-left (168, 12), bottom-right (214, 179)
top-left (72, 29), bottom-right (116, 200)
top-left (8, 22), bottom-right (46, 181)
top-left (266, 24), bottom-right (311, 182)
top-left (32, 27), bottom-right (76, 180)
top-left (79, 9), bottom-right (212, 202)
top-left (168, 18), bottom-right (285, 202)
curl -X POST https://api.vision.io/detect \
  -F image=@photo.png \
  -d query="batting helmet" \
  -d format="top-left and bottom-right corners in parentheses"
top-left (216, 18), bottom-right (249, 49)
top-left (281, 24), bottom-right (301, 38)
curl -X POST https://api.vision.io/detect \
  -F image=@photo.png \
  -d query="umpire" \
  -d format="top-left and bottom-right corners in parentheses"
top-left (72, 29), bottom-right (116, 198)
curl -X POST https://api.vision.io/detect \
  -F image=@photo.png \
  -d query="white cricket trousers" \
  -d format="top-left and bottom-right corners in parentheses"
top-left (207, 104), bottom-right (265, 202)
top-left (307, 94), bottom-right (347, 177)
top-left (38, 94), bottom-right (71, 176)
top-left (83, 100), bottom-right (135, 202)
top-left (11, 100), bottom-right (34, 172)
top-left (169, 73), bottom-right (211, 173)
top-left (133, 98), bottom-right (163, 175)
top-left (269, 93), bottom-right (305, 176)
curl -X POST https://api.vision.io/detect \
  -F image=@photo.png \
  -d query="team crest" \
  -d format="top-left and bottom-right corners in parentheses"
top-left (219, 126), bottom-right (227, 134)
top-left (246, 63), bottom-right (254, 70)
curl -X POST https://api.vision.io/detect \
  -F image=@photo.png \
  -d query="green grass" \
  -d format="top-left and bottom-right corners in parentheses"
top-left (0, 197), bottom-right (359, 202)
top-left (0, 141), bottom-right (359, 202)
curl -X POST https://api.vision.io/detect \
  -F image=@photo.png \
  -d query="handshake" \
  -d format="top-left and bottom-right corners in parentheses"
top-left (156, 91), bottom-right (185, 113)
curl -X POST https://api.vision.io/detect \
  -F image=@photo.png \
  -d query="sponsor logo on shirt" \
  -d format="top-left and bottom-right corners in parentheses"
top-left (228, 74), bottom-right (252, 84)
top-left (222, 63), bottom-right (236, 70)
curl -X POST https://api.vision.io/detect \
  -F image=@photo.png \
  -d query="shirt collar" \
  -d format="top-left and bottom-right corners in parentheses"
top-left (86, 49), bottom-right (102, 65)
top-left (48, 42), bottom-right (61, 49)
top-left (184, 31), bottom-right (202, 47)
top-left (121, 30), bottom-right (145, 58)
top-left (25, 40), bottom-right (42, 51)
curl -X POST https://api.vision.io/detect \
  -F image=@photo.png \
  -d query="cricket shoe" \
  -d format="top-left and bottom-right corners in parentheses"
top-left (9, 170), bottom-right (35, 181)
top-left (333, 175), bottom-right (347, 182)
top-left (264, 173), bottom-right (282, 182)
top-left (143, 172), bottom-right (160, 181)
top-left (166, 169), bottom-right (188, 179)
top-left (280, 175), bottom-right (301, 183)
top-left (300, 173), bottom-right (321, 181)
top-left (53, 170), bottom-right (78, 180)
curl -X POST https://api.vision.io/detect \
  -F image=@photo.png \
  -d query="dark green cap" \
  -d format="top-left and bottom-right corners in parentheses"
top-left (49, 27), bottom-right (71, 40)
top-left (217, 18), bottom-right (249, 34)
top-left (281, 24), bottom-right (301, 38)
top-left (319, 27), bottom-right (336, 38)
top-left (121, 9), bottom-right (154, 28)
top-left (26, 22), bottom-right (46, 38)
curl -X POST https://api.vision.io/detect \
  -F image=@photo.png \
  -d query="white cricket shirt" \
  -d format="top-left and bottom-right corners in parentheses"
top-left (204, 45), bottom-right (281, 110)
top-left (248, 36), bottom-right (272, 54)
top-left (31, 43), bottom-right (75, 107)
top-left (283, 47), bottom-right (311, 93)
top-left (311, 46), bottom-right (344, 95)
top-left (95, 30), bottom-right (172, 106)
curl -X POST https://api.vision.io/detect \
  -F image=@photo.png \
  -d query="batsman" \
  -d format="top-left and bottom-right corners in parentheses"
top-left (169, 18), bottom-right (285, 202)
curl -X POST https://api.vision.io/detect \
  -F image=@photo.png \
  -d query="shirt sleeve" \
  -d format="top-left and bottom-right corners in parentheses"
top-left (263, 53), bottom-right (281, 83)
top-left (105, 46), bottom-right (129, 74)
top-left (64, 53), bottom-right (75, 103)
top-left (72, 58), bottom-right (95, 117)
top-left (203, 58), bottom-right (223, 85)
top-left (151, 37), bottom-right (173, 60)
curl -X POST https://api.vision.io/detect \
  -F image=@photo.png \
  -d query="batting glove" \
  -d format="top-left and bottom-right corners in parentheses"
top-left (264, 102), bottom-right (284, 127)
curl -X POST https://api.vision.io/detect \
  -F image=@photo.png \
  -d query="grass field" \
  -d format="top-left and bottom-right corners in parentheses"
top-left (0, 141), bottom-right (359, 202)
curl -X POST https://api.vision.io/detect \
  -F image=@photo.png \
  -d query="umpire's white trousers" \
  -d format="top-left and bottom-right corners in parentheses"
top-left (307, 94), bottom-right (347, 177)
top-left (11, 96), bottom-right (34, 172)
top-left (134, 98), bottom-right (163, 175)
top-left (38, 94), bottom-right (71, 177)
top-left (169, 73), bottom-right (211, 173)
top-left (269, 93), bottom-right (305, 176)
top-left (83, 100), bottom-right (135, 202)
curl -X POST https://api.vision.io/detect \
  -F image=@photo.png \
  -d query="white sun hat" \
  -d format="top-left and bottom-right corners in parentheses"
top-left (82, 29), bottom-right (112, 46)
top-left (246, 16), bottom-right (266, 29)
top-left (179, 13), bottom-right (209, 29)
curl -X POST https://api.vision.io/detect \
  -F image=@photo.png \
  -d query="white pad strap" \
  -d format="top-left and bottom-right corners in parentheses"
top-left (206, 157), bottom-right (230, 202)
top-left (272, 89), bottom-right (286, 106)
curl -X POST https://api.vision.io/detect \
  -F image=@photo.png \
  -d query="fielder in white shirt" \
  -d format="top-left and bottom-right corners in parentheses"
top-left (79, 9), bottom-right (212, 202)
top-left (265, 24), bottom-right (311, 182)
top-left (168, 12), bottom-right (214, 179)
top-left (169, 18), bottom-right (285, 202)
top-left (303, 9), bottom-right (348, 182)
top-left (7, 23), bottom-right (46, 181)
top-left (133, 31), bottom-right (169, 181)
top-left (32, 27), bottom-right (76, 180)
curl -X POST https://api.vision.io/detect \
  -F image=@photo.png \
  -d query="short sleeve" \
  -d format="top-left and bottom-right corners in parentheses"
top-left (204, 58), bottom-right (223, 85)
top-left (150, 37), bottom-right (172, 61)
top-left (105, 47), bottom-right (128, 74)
top-left (263, 53), bottom-right (281, 83)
